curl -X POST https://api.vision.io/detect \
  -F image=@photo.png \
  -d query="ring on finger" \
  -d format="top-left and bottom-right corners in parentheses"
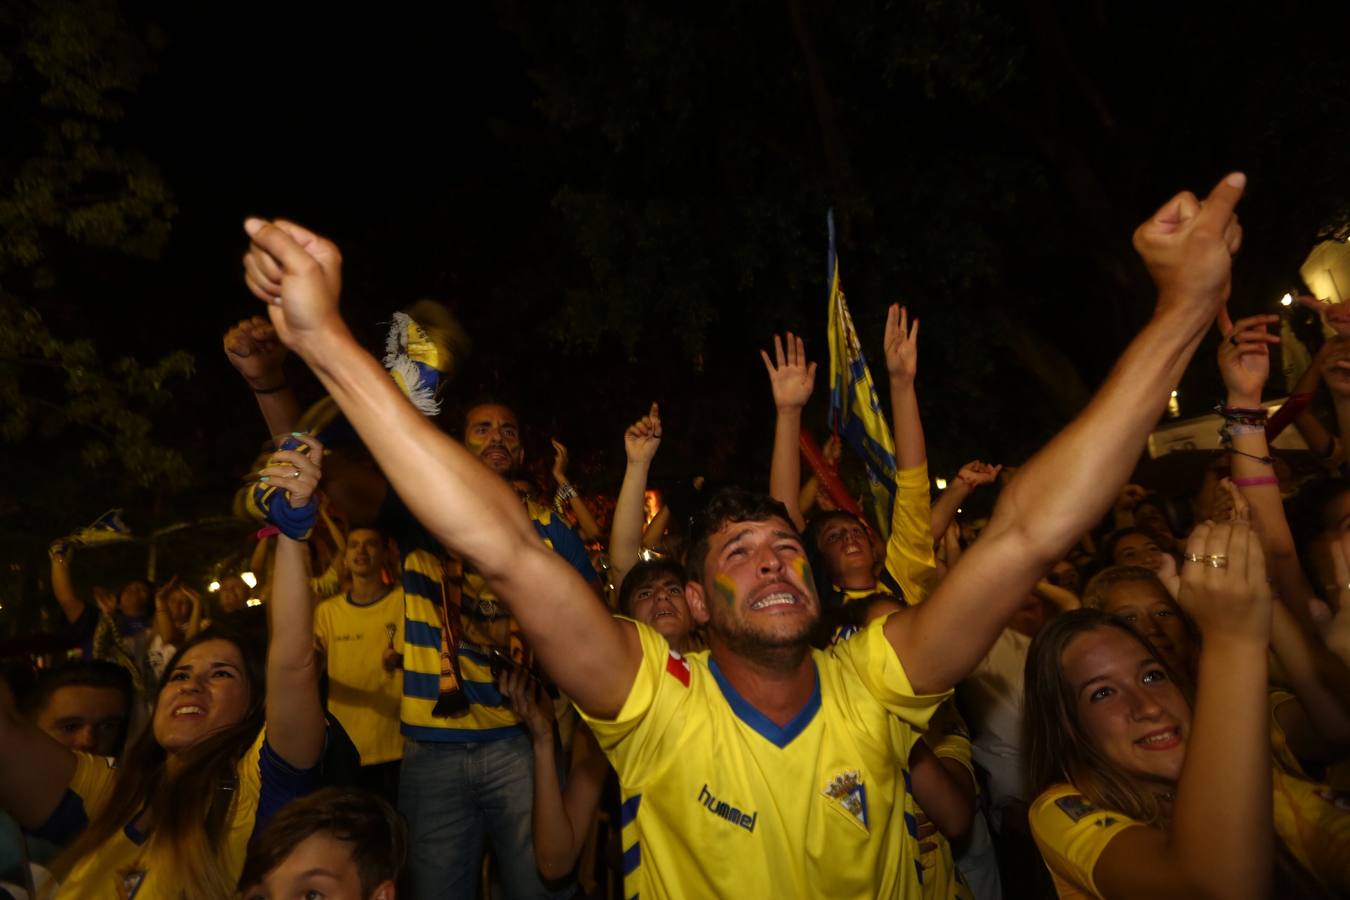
top-left (291, 469), bottom-right (301, 478)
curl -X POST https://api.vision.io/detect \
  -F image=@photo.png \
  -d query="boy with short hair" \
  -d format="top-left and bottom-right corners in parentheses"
top-left (238, 787), bottom-right (406, 900)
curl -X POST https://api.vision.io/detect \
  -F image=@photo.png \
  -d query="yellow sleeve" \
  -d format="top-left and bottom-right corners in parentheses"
top-left (830, 615), bottom-right (949, 730)
top-left (575, 619), bottom-right (690, 790)
top-left (925, 700), bottom-right (974, 783)
top-left (1029, 785), bottom-right (1143, 899)
top-left (884, 463), bottom-right (938, 605)
top-left (1268, 689), bottom-right (1310, 779)
top-left (68, 752), bottom-right (121, 823)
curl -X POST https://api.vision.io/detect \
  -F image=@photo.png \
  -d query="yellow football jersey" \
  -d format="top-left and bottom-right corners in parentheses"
top-left (314, 588), bottom-right (406, 765)
top-left (580, 615), bottom-right (949, 899)
top-left (1031, 772), bottom-right (1350, 898)
top-left (838, 463), bottom-right (939, 610)
top-left (42, 729), bottom-right (319, 898)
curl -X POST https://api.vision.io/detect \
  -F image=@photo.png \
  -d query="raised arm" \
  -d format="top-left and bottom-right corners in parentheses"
top-left (889, 174), bottom-right (1248, 694)
top-left (609, 404), bottom-right (661, 587)
top-left (929, 461), bottom-right (1001, 543)
top-left (241, 219), bottom-right (639, 718)
top-left (48, 543), bottom-right (87, 626)
top-left (224, 316), bottom-right (301, 439)
top-left (762, 333), bottom-right (817, 531)
top-left (883, 304), bottom-right (925, 470)
top-left (499, 668), bottom-right (610, 881)
top-left (258, 436), bottom-right (327, 769)
top-left (1093, 520), bottom-right (1273, 900)
top-left (552, 439), bottom-right (602, 543)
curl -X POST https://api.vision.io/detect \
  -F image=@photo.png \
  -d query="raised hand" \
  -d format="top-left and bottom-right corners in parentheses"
top-left (884, 304), bottom-right (919, 385)
top-left (1176, 519), bottom-right (1271, 643)
top-left (154, 576), bottom-right (181, 612)
top-left (1132, 172), bottom-right (1246, 322)
top-left (624, 403), bottom-right (662, 465)
top-left (92, 586), bottom-right (117, 617)
top-left (551, 439), bottom-right (571, 487)
top-left (496, 667), bottom-right (554, 743)
top-left (258, 434), bottom-right (325, 508)
top-left (956, 460), bottom-right (1001, 490)
top-left (760, 332), bottom-right (816, 411)
top-left (223, 316), bottom-right (289, 390)
top-left (1217, 313), bottom-right (1280, 404)
top-left (241, 219), bottom-right (345, 356)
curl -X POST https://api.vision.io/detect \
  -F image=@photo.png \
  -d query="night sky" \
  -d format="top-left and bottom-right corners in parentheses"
top-left (12, 1), bottom-right (1350, 568)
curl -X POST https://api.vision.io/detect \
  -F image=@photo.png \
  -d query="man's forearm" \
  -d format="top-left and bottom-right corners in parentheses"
top-left (610, 459), bottom-right (652, 578)
top-left (297, 330), bottom-right (639, 715)
top-left (888, 377), bottom-right (926, 470)
top-left (49, 557), bottom-right (84, 625)
top-left (896, 308), bottom-right (1210, 693)
top-left (929, 481), bottom-right (970, 542)
top-left (252, 386), bottom-right (302, 440)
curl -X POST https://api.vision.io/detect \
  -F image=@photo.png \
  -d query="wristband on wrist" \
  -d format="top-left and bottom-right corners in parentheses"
top-left (555, 482), bottom-right (578, 503)
top-left (1231, 475), bottom-right (1279, 487)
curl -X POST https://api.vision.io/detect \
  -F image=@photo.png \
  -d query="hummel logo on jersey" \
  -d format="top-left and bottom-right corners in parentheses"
top-left (823, 770), bottom-right (869, 829)
top-left (697, 783), bottom-right (758, 832)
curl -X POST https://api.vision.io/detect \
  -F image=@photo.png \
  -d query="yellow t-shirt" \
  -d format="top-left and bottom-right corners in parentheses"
top-left (580, 616), bottom-right (949, 899)
top-left (1028, 784), bottom-right (1145, 900)
top-left (913, 701), bottom-right (976, 900)
top-left (1268, 689), bottom-right (1310, 780)
top-left (45, 729), bottom-right (319, 898)
top-left (314, 587), bottom-right (406, 765)
top-left (840, 463), bottom-right (939, 610)
top-left (1031, 774), bottom-right (1350, 898)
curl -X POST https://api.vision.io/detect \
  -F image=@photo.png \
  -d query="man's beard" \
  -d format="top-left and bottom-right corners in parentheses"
top-left (710, 614), bottom-right (814, 672)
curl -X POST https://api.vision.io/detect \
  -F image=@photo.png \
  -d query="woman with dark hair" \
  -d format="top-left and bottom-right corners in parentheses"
top-left (0, 436), bottom-right (328, 898)
top-left (1025, 520), bottom-right (1349, 898)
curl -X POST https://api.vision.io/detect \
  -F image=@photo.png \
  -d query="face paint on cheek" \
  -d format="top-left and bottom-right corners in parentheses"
top-left (713, 574), bottom-right (738, 608)
top-left (791, 556), bottom-right (813, 590)
top-left (465, 434), bottom-right (487, 455)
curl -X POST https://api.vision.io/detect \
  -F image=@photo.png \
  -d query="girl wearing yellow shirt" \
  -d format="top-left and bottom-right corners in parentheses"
top-left (1025, 520), bottom-right (1347, 898)
top-left (0, 436), bottom-right (329, 899)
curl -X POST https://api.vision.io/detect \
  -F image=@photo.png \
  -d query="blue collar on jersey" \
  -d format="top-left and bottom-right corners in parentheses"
top-left (708, 657), bottom-right (822, 749)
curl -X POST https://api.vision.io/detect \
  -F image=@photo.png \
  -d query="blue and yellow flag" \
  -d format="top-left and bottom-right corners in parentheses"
top-left (825, 211), bottom-right (897, 536)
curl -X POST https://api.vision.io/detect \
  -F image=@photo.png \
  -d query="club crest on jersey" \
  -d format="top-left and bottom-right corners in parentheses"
top-left (823, 770), bottom-right (868, 829)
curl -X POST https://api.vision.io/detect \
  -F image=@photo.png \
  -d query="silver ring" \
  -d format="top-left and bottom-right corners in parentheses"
top-left (291, 469), bottom-right (301, 478)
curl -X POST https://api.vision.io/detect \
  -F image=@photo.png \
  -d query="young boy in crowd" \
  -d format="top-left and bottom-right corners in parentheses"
top-left (238, 786), bottom-right (406, 900)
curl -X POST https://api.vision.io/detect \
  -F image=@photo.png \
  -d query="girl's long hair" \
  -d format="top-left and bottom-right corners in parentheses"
top-left (1023, 608), bottom-right (1183, 826)
top-left (55, 625), bottom-right (267, 899)
top-left (1023, 609), bottom-right (1334, 898)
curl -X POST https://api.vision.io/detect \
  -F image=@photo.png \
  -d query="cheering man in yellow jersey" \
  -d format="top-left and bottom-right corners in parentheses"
top-left (238, 169), bottom-right (1248, 898)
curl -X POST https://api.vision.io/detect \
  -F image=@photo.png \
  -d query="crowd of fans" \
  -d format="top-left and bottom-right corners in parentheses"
top-left (1, 172), bottom-right (1348, 899)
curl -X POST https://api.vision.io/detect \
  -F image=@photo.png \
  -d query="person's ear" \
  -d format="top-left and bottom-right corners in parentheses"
top-left (686, 582), bottom-right (711, 625)
top-left (370, 880), bottom-right (397, 900)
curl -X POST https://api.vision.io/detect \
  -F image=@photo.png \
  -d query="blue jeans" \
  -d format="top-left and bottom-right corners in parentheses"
top-left (399, 732), bottom-right (560, 900)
